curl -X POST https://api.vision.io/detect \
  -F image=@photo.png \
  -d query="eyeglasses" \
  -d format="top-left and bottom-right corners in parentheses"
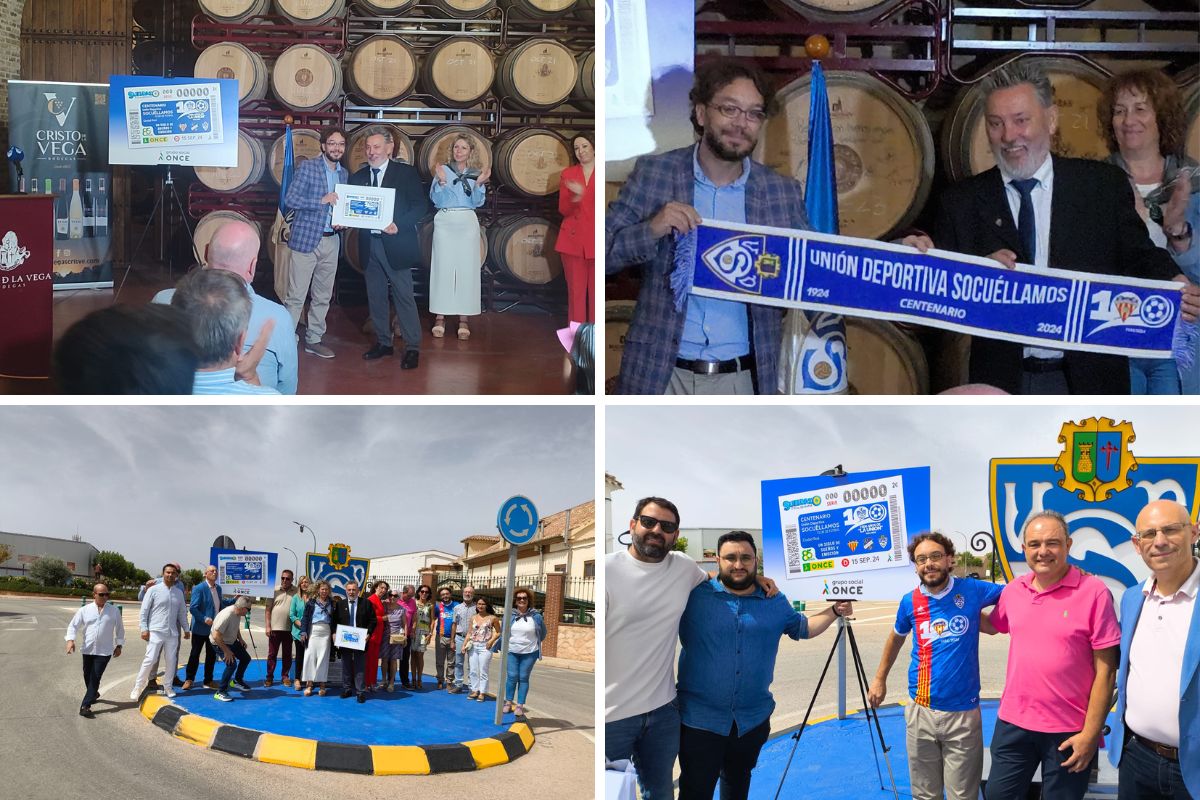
top-left (914, 553), bottom-right (947, 566)
top-left (516, 596), bottom-right (530, 603)
top-left (418, 590), bottom-right (431, 595)
top-left (707, 102), bottom-right (768, 124)
top-left (95, 592), bottom-right (110, 596)
top-left (720, 554), bottom-right (756, 565)
top-left (637, 514), bottom-right (679, 534)
top-left (1135, 522), bottom-right (1190, 541)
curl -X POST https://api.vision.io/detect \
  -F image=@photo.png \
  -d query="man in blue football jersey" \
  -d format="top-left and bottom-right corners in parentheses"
top-left (868, 531), bottom-right (1003, 800)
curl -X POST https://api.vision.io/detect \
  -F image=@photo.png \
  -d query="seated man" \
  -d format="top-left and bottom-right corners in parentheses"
top-left (54, 304), bottom-right (197, 394)
top-left (153, 219), bottom-right (296, 393)
top-left (170, 268), bottom-right (280, 395)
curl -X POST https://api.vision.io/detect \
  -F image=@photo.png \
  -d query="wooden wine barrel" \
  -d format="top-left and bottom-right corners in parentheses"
top-left (418, 218), bottom-right (486, 270)
top-left (493, 128), bottom-right (571, 196)
top-left (272, 44), bottom-right (343, 112)
top-left (268, 128), bottom-right (322, 186)
top-left (274, 0), bottom-right (345, 23)
top-left (495, 38), bottom-right (578, 110)
top-left (427, 0), bottom-right (497, 17)
top-left (941, 57), bottom-right (1111, 182)
top-left (421, 37), bottom-right (495, 107)
top-left (357, 0), bottom-right (418, 12)
top-left (487, 215), bottom-right (562, 285)
top-left (574, 0), bottom-right (593, 19)
top-left (845, 318), bottom-right (929, 395)
top-left (768, 0), bottom-right (900, 23)
top-left (347, 125), bottom-right (415, 171)
top-left (194, 42), bottom-right (269, 104)
top-left (194, 211), bottom-right (263, 266)
top-left (502, 0), bottom-right (579, 18)
top-left (194, 130), bottom-right (267, 192)
top-left (758, 70), bottom-right (934, 240)
top-left (1181, 66), bottom-right (1199, 163)
top-left (347, 35), bottom-right (418, 104)
top-left (573, 50), bottom-right (595, 109)
top-left (604, 299), bottom-right (635, 394)
top-left (198, 0), bottom-right (271, 22)
top-left (417, 126), bottom-right (493, 181)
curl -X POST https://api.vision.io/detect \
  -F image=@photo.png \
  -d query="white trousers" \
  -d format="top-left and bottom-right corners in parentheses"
top-left (134, 631), bottom-right (180, 694)
top-left (469, 644), bottom-right (492, 694)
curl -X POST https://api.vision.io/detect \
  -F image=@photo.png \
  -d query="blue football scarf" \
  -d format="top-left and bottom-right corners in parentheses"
top-left (671, 219), bottom-right (1195, 364)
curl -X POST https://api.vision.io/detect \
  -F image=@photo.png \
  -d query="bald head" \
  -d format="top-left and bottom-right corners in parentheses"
top-left (206, 221), bottom-right (260, 282)
top-left (1133, 499), bottom-right (1198, 583)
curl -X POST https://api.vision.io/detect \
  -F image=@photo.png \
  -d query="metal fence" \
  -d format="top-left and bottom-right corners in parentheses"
top-left (368, 572), bottom-right (595, 625)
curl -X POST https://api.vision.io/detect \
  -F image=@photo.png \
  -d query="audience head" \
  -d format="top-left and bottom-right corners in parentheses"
top-left (54, 304), bottom-right (198, 394)
top-left (170, 267), bottom-right (252, 370)
top-left (204, 219), bottom-right (260, 282)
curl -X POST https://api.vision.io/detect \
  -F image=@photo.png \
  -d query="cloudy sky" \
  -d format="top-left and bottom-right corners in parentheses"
top-left (0, 405), bottom-right (594, 574)
top-left (607, 403), bottom-right (1198, 551)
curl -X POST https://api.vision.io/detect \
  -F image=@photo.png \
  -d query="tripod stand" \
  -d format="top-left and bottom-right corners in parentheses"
top-left (772, 611), bottom-right (900, 800)
top-left (115, 164), bottom-right (198, 301)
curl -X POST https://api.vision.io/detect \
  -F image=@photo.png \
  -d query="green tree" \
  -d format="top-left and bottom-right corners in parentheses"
top-left (672, 536), bottom-right (689, 553)
top-left (95, 550), bottom-right (134, 583)
top-left (133, 568), bottom-right (151, 585)
top-left (0, 543), bottom-right (11, 565)
top-left (30, 556), bottom-right (72, 587)
top-left (181, 568), bottom-right (204, 589)
top-left (957, 552), bottom-right (984, 568)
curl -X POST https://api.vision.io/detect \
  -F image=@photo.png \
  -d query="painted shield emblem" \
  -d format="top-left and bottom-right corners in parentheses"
top-left (1056, 418), bottom-right (1137, 502)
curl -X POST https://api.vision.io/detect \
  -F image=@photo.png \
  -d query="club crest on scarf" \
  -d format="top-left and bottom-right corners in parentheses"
top-left (700, 234), bottom-right (778, 295)
top-left (1089, 290), bottom-right (1175, 336)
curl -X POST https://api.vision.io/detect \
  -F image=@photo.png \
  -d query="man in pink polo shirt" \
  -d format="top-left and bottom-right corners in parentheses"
top-left (984, 509), bottom-right (1121, 800)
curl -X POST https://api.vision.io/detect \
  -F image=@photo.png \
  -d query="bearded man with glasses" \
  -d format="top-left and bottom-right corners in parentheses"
top-left (606, 57), bottom-right (812, 395)
top-left (867, 531), bottom-right (1003, 800)
top-left (1108, 499), bottom-right (1200, 799)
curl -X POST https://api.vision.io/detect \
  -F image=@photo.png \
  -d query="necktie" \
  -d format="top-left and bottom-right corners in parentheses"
top-left (350, 601), bottom-right (356, 621)
top-left (1011, 178), bottom-right (1038, 264)
top-left (370, 168), bottom-right (379, 188)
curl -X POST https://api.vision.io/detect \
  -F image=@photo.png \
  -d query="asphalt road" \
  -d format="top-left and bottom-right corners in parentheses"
top-left (1, 595), bottom-right (595, 800)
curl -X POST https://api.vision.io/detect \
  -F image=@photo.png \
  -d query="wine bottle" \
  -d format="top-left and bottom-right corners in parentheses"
top-left (69, 178), bottom-right (84, 239)
top-left (83, 178), bottom-right (95, 237)
top-left (96, 177), bottom-right (109, 238)
top-left (56, 178), bottom-right (68, 239)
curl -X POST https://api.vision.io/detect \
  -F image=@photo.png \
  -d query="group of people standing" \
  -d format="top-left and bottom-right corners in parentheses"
top-left (606, 496), bottom-right (1199, 800)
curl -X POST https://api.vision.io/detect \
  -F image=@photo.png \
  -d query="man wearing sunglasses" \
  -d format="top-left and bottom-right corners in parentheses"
top-left (264, 570), bottom-right (298, 688)
top-left (606, 57), bottom-right (811, 395)
top-left (1108, 500), bottom-right (1200, 799)
top-left (676, 531), bottom-right (852, 800)
top-left (65, 583), bottom-right (124, 718)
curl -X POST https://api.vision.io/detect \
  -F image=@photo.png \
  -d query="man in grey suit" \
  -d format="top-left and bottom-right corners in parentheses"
top-left (349, 126), bottom-right (429, 370)
top-left (605, 57), bottom-right (811, 395)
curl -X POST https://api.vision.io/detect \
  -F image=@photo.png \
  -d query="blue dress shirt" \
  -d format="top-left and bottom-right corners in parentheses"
top-left (678, 147), bottom-right (751, 361)
top-left (677, 577), bottom-right (809, 736)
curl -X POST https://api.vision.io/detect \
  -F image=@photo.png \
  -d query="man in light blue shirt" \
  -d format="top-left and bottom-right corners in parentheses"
top-left (153, 219), bottom-right (296, 393)
top-left (132, 563), bottom-right (189, 701)
top-left (677, 531), bottom-right (851, 800)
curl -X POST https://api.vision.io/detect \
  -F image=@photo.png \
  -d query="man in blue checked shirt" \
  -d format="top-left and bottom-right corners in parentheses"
top-left (676, 531), bottom-right (852, 800)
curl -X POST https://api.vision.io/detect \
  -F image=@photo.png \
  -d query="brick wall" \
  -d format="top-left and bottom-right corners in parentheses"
top-left (0, 0), bottom-right (25, 152)
top-left (555, 623), bottom-right (595, 663)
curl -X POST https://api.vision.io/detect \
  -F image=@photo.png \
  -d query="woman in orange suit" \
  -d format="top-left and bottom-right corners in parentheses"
top-left (555, 133), bottom-right (595, 323)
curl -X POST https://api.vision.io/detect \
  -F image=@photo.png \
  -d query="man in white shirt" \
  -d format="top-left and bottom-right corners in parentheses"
top-left (131, 563), bottom-right (189, 701)
top-left (1109, 499), bottom-right (1200, 798)
top-left (137, 562), bottom-right (185, 690)
top-left (65, 582), bottom-right (125, 718)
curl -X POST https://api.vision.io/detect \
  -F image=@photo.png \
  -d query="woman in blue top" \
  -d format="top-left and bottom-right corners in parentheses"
top-left (299, 580), bottom-right (337, 696)
top-left (429, 135), bottom-right (490, 341)
top-left (501, 586), bottom-right (547, 717)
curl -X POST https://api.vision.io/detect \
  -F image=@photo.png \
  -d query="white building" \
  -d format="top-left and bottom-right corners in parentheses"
top-left (604, 473), bottom-right (623, 554)
top-left (0, 530), bottom-right (99, 579)
top-left (461, 499), bottom-right (595, 580)
top-left (369, 548), bottom-right (460, 576)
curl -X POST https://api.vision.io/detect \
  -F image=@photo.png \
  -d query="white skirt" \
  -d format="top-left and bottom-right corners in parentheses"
top-left (302, 622), bottom-right (331, 682)
top-left (429, 208), bottom-right (482, 316)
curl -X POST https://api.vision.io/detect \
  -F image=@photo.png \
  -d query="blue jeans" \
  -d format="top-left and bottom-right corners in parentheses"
top-left (606, 700), bottom-right (680, 800)
top-left (505, 651), bottom-right (538, 704)
top-left (1118, 735), bottom-right (1191, 799)
top-left (218, 640), bottom-right (251, 692)
top-left (1130, 357), bottom-right (1181, 394)
top-left (984, 718), bottom-right (1093, 800)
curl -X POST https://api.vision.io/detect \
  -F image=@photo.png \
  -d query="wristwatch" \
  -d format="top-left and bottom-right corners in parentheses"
top-left (1167, 221), bottom-right (1193, 242)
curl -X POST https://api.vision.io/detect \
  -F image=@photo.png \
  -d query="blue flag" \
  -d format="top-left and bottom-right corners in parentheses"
top-left (279, 124), bottom-right (295, 222)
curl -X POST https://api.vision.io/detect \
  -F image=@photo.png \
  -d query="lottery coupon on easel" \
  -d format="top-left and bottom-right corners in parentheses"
top-left (780, 475), bottom-right (909, 577)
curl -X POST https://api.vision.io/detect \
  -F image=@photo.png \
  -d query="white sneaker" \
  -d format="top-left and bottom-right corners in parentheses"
top-left (165, 690), bottom-right (177, 699)
top-left (130, 687), bottom-right (141, 701)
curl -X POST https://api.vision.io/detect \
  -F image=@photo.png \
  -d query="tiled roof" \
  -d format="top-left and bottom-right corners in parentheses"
top-left (465, 500), bottom-right (595, 561)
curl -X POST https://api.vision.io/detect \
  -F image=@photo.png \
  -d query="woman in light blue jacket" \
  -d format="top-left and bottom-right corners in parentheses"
top-left (501, 586), bottom-right (547, 718)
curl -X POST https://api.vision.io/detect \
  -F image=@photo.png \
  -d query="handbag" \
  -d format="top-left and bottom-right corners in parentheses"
top-left (389, 632), bottom-right (407, 646)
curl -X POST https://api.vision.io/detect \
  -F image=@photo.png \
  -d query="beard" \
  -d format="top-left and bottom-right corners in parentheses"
top-left (991, 139), bottom-right (1049, 181)
top-left (703, 124), bottom-right (755, 162)
top-left (919, 567), bottom-right (949, 590)
top-left (631, 530), bottom-right (669, 561)
top-left (719, 569), bottom-right (755, 591)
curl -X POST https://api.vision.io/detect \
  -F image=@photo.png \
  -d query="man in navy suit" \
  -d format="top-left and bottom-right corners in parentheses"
top-left (182, 564), bottom-right (226, 690)
top-left (333, 581), bottom-right (377, 702)
top-left (348, 126), bottom-right (429, 370)
top-left (605, 57), bottom-right (811, 395)
top-left (1109, 500), bottom-right (1200, 799)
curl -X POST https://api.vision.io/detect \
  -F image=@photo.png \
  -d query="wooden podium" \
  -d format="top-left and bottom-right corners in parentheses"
top-left (0, 195), bottom-right (54, 379)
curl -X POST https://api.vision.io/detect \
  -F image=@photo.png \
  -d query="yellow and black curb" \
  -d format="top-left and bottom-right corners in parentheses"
top-left (138, 695), bottom-right (535, 774)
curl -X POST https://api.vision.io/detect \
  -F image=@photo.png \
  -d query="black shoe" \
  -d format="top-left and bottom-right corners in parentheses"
top-left (363, 343), bottom-right (394, 360)
top-left (173, 678), bottom-right (184, 687)
top-left (341, 689), bottom-right (354, 699)
top-left (401, 350), bottom-right (419, 370)
top-left (357, 692), bottom-right (366, 703)
top-left (79, 707), bottom-right (94, 718)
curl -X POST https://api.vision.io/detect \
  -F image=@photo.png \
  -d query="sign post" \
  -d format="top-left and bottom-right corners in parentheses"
top-left (494, 495), bottom-right (538, 725)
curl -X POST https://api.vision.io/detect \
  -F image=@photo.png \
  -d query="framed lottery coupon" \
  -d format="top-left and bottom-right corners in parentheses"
top-left (332, 184), bottom-right (395, 230)
top-left (334, 624), bottom-right (368, 651)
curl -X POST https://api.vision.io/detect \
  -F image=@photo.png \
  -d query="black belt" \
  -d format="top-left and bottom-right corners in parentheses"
top-left (1131, 731), bottom-right (1179, 762)
top-left (322, 231), bottom-right (338, 237)
top-left (1022, 356), bottom-right (1064, 374)
top-left (675, 355), bottom-right (752, 375)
